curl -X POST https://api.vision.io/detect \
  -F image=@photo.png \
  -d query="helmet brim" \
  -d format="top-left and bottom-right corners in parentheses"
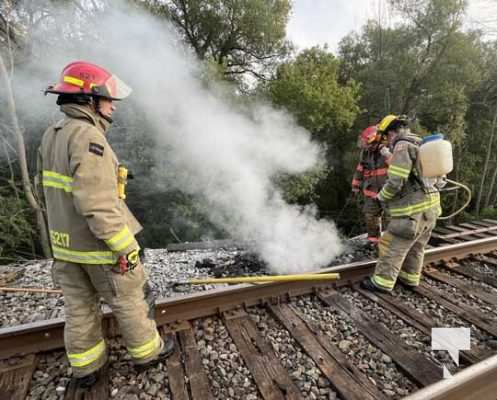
top-left (45, 73), bottom-right (132, 101)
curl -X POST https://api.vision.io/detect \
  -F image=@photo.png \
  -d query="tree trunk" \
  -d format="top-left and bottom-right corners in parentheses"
top-left (475, 106), bottom-right (497, 215)
top-left (483, 107), bottom-right (497, 208)
top-left (0, 52), bottom-right (51, 258)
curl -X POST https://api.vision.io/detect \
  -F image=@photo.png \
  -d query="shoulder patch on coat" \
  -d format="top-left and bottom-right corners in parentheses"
top-left (394, 143), bottom-right (408, 151)
top-left (89, 142), bottom-right (104, 156)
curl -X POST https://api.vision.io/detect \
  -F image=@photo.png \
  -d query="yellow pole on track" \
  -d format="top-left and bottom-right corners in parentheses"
top-left (0, 286), bottom-right (62, 294)
top-left (185, 273), bottom-right (340, 285)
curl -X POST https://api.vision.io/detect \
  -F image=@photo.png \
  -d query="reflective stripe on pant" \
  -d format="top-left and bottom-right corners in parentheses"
top-left (372, 209), bottom-right (437, 291)
top-left (53, 261), bottom-right (162, 377)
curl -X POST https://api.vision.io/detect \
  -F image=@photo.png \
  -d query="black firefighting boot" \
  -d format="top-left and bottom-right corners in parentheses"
top-left (396, 279), bottom-right (417, 292)
top-left (360, 277), bottom-right (391, 294)
top-left (74, 371), bottom-right (97, 389)
top-left (135, 337), bottom-right (175, 372)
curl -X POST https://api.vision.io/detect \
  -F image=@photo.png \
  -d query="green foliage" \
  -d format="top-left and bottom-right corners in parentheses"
top-left (0, 187), bottom-right (36, 263)
top-left (277, 165), bottom-right (328, 204)
top-left (139, 0), bottom-right (291, 81)
top-left (3, 0), bottom-right (497, 260)
top-left (270, 47), bottom-right (360, 135)
top-left (131, 189), bottom-right (226, 247)
top-left (268, 47), bottom-right (362, 227)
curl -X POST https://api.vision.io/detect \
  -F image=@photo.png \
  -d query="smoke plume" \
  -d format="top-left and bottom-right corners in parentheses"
top-left (10, 2), bottom-right (343, 272)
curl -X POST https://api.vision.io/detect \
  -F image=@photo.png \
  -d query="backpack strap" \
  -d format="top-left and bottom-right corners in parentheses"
top-left (393, 137), bottom-right (426, 192)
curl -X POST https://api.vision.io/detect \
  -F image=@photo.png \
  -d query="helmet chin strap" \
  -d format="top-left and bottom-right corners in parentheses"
top-left (92, 97), bottom-right (113, 124)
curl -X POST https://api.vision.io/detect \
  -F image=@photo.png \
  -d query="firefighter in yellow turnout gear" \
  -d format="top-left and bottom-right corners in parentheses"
top-left (361, 115), bottom-right (442, 293)
top-left (39, 61), bottom-right (173, 387)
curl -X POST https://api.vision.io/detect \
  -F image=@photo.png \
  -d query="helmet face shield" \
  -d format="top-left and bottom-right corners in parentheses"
top-left (103, 74), bottom-right (132, 100)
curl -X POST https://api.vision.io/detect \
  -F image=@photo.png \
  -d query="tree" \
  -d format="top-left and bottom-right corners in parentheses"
top-left (139, 0), bottom-right (291, 82)
top-left (0, 5), bottom-right (51, 257)
top-left (268, 47), bottom-right (361, 218)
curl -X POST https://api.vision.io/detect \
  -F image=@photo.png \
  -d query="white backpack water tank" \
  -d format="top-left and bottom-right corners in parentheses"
top-left (419, 133), bottom-right (453, 178)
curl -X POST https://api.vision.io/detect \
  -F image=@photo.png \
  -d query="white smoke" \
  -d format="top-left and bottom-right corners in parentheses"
top-left (9, 2), bottom-right (343, 272)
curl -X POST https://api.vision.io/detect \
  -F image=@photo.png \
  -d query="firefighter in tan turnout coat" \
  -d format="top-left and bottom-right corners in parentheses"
top-left (361, 115), bottom-right (442, 293)
top-left (39, 61), bottom-right (173, 387)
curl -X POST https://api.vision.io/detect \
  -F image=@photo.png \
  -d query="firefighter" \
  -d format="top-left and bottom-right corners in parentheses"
top-left (351, 125), bottom-right (390, 246)
top-left (38, 61), bottom-right (174, 387)
top-left (360, 115), bottom-right (442, 293)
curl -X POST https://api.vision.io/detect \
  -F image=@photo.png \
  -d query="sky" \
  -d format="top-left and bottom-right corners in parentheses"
top-left (287, 0), bottom-right (497, 52)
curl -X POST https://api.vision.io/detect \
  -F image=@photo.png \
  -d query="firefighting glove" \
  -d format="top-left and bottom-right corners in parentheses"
top-left (117, 249), bottom-right (140, 274)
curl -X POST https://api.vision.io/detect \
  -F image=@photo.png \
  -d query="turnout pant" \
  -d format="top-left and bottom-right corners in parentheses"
top-left (371, 208), bottom-right (437, 291)
top-left (363, 197), bottom-right (384, 243)
top-left (53, 261), bottom-right (163, 377)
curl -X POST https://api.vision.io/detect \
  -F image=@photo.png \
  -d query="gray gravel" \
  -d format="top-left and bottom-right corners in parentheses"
top-left (291, 295), bottom-right (417, 399)
top-left (424, 276), bottom-right (497, 318)
top-left (434, 266), bottom-right (497, 296)
top-left (461, 259), bottom-right (497, 279)
top-left (394, 285), bottom-right (493, 350)
top-left (0, 248), bottom-right (244, 328)
top-left (107, 339), bottom-right (170, 400)
top-left (340, 288), bottom-right (462, 372)
top-left (26, 351), bottom-right (68, 400)
top-left (26, 339), bottom-right (172, 400)
top-left (0, 237), bottom-right (373, 328)
top-left (248, 306), bottom-right (337, 400)
top-left (193, 316), bottom-right (261, 400)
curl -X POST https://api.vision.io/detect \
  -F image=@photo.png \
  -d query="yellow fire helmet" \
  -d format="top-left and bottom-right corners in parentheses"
top-left (378, 114), bottom-right (398, 133)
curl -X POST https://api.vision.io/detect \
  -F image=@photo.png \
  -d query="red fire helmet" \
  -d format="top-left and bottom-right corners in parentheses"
top-left (360, 125), bottom-right (379, 147)
top-left (45, 61), bottom-right (132, 100)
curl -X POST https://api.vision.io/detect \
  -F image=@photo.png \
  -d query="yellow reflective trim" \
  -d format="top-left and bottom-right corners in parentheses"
top-left (388, 165), bottom-right (410, 178)
top-left (106, 226), bottom-right (130, 245)
top-left (399, 270), bottom-right (420, 284)
top-left (389, 195), bottom-right (440, 217)
top-left (388, 169), bottom-right (410, 179)
top-left (63, 75), bottom-right (85, 87)
top-left (42, 170), bottom-right (73, 182)
top-left (68, 340), bottom-right (105, 368)
top-left (105, 226), bottom-right (135, 252)
top-left (113, 235), bottom-right (134, 252)
top-left (52, 245), bottom-right (116, 265)
top-left (42, 180), bottom-right (73, 193)
top-left (389, 164), bottom-right (410, 174)
top-left (42, 170), bottom-right (73, 192)
top-left (128, 331), bottom-right (161, 360)
top-left (390, 200), bottom-right (440, 217)
top-left (380, 187), bottom-right (395, 200)
top-left (372, 275), bottom-right (395, 289)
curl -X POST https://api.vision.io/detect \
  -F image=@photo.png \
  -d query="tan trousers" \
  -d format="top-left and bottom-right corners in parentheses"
top-left (371, 208), bottom-right (437, 291)
top-left (53, 261), bottom-right (163, 377)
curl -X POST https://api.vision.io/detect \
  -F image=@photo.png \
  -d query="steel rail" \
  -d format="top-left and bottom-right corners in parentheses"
top-left (1, 236), bottom-right (497, 361)
top-left (403, 353), bottom-right (497, 400)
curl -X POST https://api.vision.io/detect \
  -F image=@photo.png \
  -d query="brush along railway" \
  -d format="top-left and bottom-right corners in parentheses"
top-left (2, 220), bottom-right (497, 400)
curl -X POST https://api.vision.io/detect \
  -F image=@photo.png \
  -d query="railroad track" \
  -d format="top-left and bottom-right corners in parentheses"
top-left (2, 220), bottom-right (497, 400)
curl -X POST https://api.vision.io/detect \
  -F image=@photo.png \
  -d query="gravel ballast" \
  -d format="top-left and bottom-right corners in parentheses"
top-left (290, 295), bottom-right (417, 399)
top-left (193, 317), bottom-right (261, 400)
top-left (248, 306), bottom-right (337, 400)
top-left (341, 288), bottom-right (462, 372)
